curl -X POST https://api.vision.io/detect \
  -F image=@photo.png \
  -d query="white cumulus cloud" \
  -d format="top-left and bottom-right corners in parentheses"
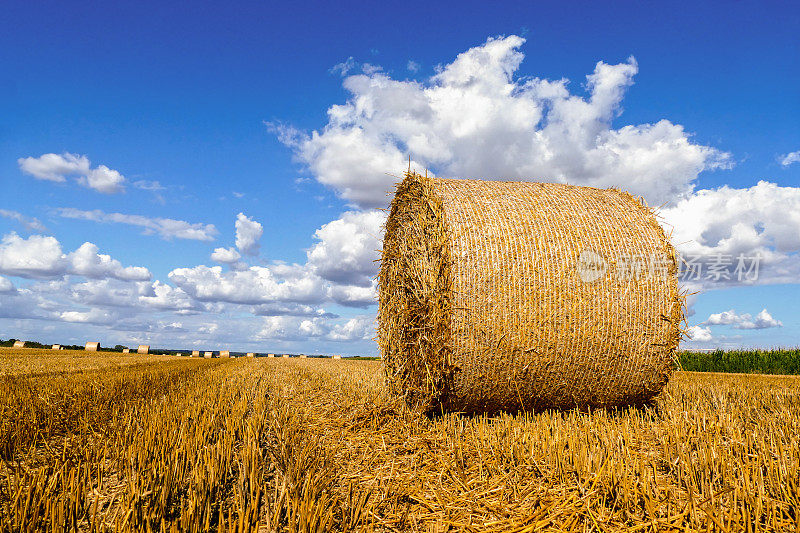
top-left (687, 325), bottom-right (713, 342)
top-left (307, 210), bottom-right (384, 286)
top-left (256, 314), bottom-right (373, 342)
top-left (235, 213), bottom-right (263, 256)
top-left (17, 152), bottom-right (90, 182)
top-left (661, 181), bottom-right (800, 287)
top-left (211, 246), bottom-right (242, 264)
top-left (66, 242), bottom-right (151, 281)
top-left (0, 232), bottom-right (151, 281)
top-left (705, 308), bottom-right (783, 330)
top-left (274, 35), bottom-right (730, 209)
top-left (0, 275), bottom-right (15, 293)
top-left (18, 153), bottom-right (126, 193)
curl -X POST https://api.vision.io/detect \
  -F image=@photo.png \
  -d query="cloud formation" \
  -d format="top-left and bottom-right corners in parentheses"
top-left (307, 210), bottom-right (384, 286)
top-left (18, 153), bottom-right (125, 193)
top-left (705, 308), bottom-right (783, 330)
top-left (17, 152), bottom-right (90, 182)
top-left (276, 35), bottom-right (730, 208)
top-left (0, 232), bottom-right (151, 281)
top-left (57, 208), bottom-right (218, 241)
top-left (780, 151), bottom-right (800, 167)
top-left (661, 181), bottom-right (800, 287)
top-left (257, 314), bottom-right (373, 342)
top-left (687, 325), bottom-right (713, 342)
top-left (210, 247), bottom-right (242, 264)
top-left (0, 275), bottom-right (15, 293)
top-left (0, 209), bottom-right (47, 232)
top-left (235, 213), bottom-right (263, 256)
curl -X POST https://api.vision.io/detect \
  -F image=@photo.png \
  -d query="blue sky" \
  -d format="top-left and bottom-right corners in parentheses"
top-left (1, 0), bottom-right (798, 353)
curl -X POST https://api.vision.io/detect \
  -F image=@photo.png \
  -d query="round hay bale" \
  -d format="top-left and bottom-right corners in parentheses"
top-left (378, 172), bottom-right (682, 414)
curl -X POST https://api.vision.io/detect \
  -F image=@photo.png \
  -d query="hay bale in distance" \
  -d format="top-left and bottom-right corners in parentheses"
top-left (332, 355), bottom-right (342, 360)
top-left (246, 352), bottom-right (255, 357)
top-left (204, 351), bottom-right (213, 358)
top-left (282, 354), bottom-right (290, 359)
top-left (122, 348), bottom-right (130, 354)
top-left (191, 350), bottom-right (200, 357)
top-left (12, 340), bottom-right (26, 348)
top-left (267, 353), bottom-right (275, 358)
top-left (85, 342), bottom-right (100, 352)
top-left (137, 344), bottom-right (150, 355)
top-left (220, 350), bottom-right (230, 358)
top-left (51, 344), bottom-right (61, 350)
top-left (299, 354), bottom-right (307, 359)
top-left (379, 172), bottom-right (682, 414)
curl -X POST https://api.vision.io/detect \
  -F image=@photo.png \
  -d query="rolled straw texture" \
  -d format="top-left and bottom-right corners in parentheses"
top-left (378, 172), bottom-right (682, 413)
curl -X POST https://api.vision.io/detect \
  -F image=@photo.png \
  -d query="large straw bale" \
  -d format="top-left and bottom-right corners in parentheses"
top-left (122, 348), bottom-right (130, 354)
top-left (85, 342), bottom-right (100, 352)
top-left (51, 344), bottom-right (61, 350)
top-left (204, 351), bottom-right (212, 358)
top-left (12, 341), bottom-right (26, 348)
top-left (220, 350), bottom-right (230, 358)
top-left (137, 344), bottom-right (150, 354)
top-left (191, 350), bottom-right (200, 357)
top-left (282, 354), bottom-right (290, 359)
top-left (246, 352), bottom-right (255, 357)
top-left (379, 172), bottom-right (682, 414)
top-left (267, 353), bottom-right (275, 358)
top-left (333, 355), bottom-right (342, 360)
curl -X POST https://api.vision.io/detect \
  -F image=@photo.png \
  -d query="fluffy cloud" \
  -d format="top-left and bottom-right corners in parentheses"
top-left (169, 208), bottom-right (380, 309)
top-left (57, 208), bottom-right (218, 241)
top-left (705, 308), bottom-right (783, 330)
top-left (18, 153), bottom-right (126, 193)
top-left (687, 325), bottom-right (713, 342)
top-left (78, 165), bottom-right (125, 194)
top-left (661, 181), bottom-right (800, 287)
top-left (0, 232), bottom-right (151, 281)
top-left (17, 152), bottom-right (90, 182)
top-left (275, 35), bottom-right (729, 208)
top-left (67, 242), bottom-right (150, 281)
top-left (0, 209), bottom-right (47, 232)
top-left (210, 246), bottom-right (241, 264)
top-left (256, 314), bottom-right (373, 342)
top-left (235, 213), bottom-right (263, 256)
top-left (0, 233), bottom-right (67, 278)
top-left (0, 275), bottom-right (15, 293)
top-left (169, 264), bottom-right (324, 305)
top-left (307, 210), bottom-right (384, 286)
top-left (59, 308), bottom-right (117, 325)
top-left (780, 151), bottom-right (800, 167)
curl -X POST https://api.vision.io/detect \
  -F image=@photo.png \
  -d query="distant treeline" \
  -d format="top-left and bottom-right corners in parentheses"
top-left (679, 349), bottom-right (800, 375)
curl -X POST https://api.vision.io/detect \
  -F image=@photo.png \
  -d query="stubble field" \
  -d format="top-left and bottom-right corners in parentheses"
top-left (1, 348), bottom-right (798, 532)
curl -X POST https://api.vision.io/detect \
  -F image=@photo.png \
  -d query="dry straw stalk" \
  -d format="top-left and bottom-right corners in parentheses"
top-left (379, 171), bottom-right (682, 413)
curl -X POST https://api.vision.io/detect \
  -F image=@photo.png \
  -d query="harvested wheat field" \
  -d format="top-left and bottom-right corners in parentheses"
top-left (1, 349), bottom-right (798, 532)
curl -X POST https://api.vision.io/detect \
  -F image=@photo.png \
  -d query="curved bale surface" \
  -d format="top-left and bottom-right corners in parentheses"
top-left (378, 172), bottom-right (682, 414)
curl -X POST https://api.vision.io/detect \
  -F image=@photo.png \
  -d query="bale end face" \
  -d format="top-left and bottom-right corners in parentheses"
top-left (379, 172), bottom-right (682, 414)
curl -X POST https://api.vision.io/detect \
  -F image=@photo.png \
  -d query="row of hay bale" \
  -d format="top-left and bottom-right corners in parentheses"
top-left (7, 340), bottom-right (350, 359)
